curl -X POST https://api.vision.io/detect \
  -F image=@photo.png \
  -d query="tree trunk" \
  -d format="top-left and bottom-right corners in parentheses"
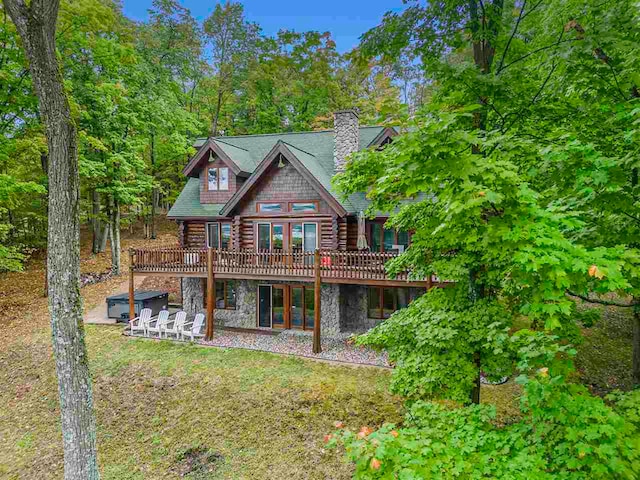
top-left (150, 131), bottom-right (157, 240)
top-left (211, 89), bottom-right (224, 136)
top-left (98, 223), bottom-right (109, 253)
top-left (468, 269), bottom-right (484, 405)
top-left (2, 1), bottom-right (100, 478)
top-left (634, 304), bottom-right (640, 387)
top-left (109, 198), bottom-right (121, 275)
top-left (91, 189), bottom-right (101, 254)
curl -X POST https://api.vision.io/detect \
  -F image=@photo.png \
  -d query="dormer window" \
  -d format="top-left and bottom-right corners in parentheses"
top-left (208, 167), bottom-right (229, 191)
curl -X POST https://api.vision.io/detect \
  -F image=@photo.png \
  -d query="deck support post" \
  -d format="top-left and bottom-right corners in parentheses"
top-left (206, 248), bottom-right (215, 340)
top-left (313, 249), bottom-right (321, 354)
top-left (128, 249), bottom-right (135, 322)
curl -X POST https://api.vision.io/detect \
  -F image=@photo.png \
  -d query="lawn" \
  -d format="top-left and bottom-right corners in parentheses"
top-left (1, 320), bottom-right (403, 479)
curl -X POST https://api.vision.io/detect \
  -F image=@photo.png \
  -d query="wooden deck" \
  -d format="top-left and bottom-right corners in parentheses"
top-left (130, 247), bottom-right (436, 287)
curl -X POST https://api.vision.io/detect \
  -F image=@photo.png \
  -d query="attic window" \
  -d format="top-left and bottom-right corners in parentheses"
top-left (208, 167), bottom-right (229, 191)
top-left (290, 202), bottom-right (318, 212)
top-left (257, 202), bottom-right (283, 213)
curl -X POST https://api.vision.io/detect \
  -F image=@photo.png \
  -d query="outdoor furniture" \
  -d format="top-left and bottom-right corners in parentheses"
top-left (163, 311), bottom-right (186, 339)
top-left (181, 313), bottom-right (205, 341)
top-left (106, 291), bottom-right (168, 322)
top-left (128, 308), bottom-right (152, 336)
top-left (147, 310), bottom-right (170, 337)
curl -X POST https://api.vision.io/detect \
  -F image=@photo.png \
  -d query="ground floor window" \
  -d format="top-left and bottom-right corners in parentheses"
top-left (258, 284), bottom-right (315, 330)
top-left (367, 287), bottom-right (422, 319)
top-left (206, 222), bottom-right (231, 249)
top-left (213, 280), bottom-right (236, 309)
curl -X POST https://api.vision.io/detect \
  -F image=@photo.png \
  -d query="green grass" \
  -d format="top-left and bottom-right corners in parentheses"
top-left (0, 326), bottom-right (402, 479)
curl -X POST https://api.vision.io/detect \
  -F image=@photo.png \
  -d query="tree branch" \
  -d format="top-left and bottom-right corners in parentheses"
top-left (567, 290), bottom-right (636, 308)
top-left (499, 37), bottom-right (577, 73)
top-left (495, 0), bottom-right (526, 73)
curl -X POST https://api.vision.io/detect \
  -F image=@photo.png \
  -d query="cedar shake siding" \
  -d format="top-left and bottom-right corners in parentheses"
top-left (236, 161), bottom-right (331, 216)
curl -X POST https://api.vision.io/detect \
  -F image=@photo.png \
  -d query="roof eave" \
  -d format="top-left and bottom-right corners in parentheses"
top-left (182, 139), bottom-right (245, 177)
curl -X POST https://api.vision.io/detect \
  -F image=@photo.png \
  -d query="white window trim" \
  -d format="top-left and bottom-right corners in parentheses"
top-left (218, 167), bottom-right (229, 190)
top-left (207, 167), bottom-right (230, 191)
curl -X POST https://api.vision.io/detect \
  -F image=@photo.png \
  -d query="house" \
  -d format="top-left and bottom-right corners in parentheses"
top-left (130, 110), bottom-right (441, 349)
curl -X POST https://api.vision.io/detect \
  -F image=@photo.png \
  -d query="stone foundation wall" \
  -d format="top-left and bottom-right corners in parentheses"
top-left (321, 283), bottom-right (341, 336)
top-left (179, 278), bottom-right (378, 336)
top-left (339, 284), bottom-right (383, 333)
top-left (181, 278), bottom-right (204, 319)
top-left (215, 280), bottom-right (257, 328)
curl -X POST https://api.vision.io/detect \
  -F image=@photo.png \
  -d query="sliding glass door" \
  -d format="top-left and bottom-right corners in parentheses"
top-left (258, 284), bottom-right (315, 330)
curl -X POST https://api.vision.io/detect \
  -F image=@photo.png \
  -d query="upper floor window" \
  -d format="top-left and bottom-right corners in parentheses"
top-left (256, 201), bottom-right (318, 213)
top-left (290, 202), bottom-right (318, 212)
top-left (370, 223), bottom-right (410, 253)
top-left (257, 202), bottom-right (283, 213)
top-left (208, 167), bottom-right (229, 191)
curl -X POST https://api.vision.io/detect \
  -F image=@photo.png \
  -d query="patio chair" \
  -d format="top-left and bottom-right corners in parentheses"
top-left (128, 308), bottom-right (152, 336)
top-left (147, 309), bottom-right (170, 338)
top-left (163, 311), bottom-right (186, 339)
top-left (181, 313), bottom-right (206, 341)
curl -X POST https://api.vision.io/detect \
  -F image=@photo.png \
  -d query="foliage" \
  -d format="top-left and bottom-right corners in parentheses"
top-left (333, 0), bottom-right (640, 477)
top-left (358, 288), bottom-right (512, 403)
top-left (332, 378), bottom-right (640, 479)
top-left (337, 104), bottom-right (630, 401)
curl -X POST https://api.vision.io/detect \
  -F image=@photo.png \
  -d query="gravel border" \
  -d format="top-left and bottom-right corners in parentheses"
top-left (127, 328), bottom-right (390, 367)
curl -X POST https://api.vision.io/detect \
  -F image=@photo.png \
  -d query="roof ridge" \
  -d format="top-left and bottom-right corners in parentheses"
top-left (213, 138), bottom-right (249, 151)
top-left (204, 125), bottom-right (384, 141)
top-left (279, 140), bottom-right (316, 158)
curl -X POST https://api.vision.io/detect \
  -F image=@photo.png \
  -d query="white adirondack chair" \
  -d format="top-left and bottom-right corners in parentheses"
top-left (164, 311), bottom-right (186, 339)
top-left (147, 310), bottom-right (170, 338)
top-left (129, 308), bottom-right (152, 336)
top-left (181, 313), bottom-right (206, 341)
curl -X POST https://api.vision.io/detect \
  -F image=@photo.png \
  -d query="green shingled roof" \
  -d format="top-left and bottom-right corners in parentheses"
top-left (213, 139), bottom-right (257, 173)
top-left (172, 126), bottom-right (391, 219)
top-left (168, 177), bottom-right (226, 219)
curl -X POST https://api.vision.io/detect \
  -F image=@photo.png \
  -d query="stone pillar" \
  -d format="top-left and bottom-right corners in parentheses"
top-left (333, 109), bottom-right (359, 172)
top-left (321, 284), bottom-right (342, 337)
top-left (182, 277), bottom-right (204, 318)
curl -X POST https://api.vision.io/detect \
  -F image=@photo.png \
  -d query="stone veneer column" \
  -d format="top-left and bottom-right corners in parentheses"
top-left (182, 277), bottom-right (204, 318)
top-left (333, 109), bottom-right (360, 172)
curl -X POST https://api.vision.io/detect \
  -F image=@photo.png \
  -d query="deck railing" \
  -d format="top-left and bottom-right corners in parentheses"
top-left (130, 247), bottom-right (432, 284)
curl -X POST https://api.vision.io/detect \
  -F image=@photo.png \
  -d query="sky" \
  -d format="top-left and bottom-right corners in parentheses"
top-left (121, 0), bottom-right (406, 53)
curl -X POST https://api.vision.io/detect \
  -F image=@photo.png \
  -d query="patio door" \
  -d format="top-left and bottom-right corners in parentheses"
top-left (290, 223), bottom-right (317, 263)
top-left (258, 284), bottom-right (286, 328)
top-left (258, 284), bottom-right (314, 330)
top-left (290, 285), bottom-right (315, 330)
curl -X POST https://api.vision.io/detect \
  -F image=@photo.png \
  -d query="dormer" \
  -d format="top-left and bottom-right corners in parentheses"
top-left (182, 139), bottom-right (255, 205)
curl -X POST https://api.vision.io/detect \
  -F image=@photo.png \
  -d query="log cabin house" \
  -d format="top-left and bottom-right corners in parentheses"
top-left (129, 110), bottom-right (442, 351)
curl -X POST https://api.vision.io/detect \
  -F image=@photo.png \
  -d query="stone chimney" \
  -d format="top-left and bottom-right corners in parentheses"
top-left (333, 109), bottom-right (359, 172)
